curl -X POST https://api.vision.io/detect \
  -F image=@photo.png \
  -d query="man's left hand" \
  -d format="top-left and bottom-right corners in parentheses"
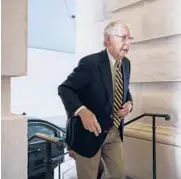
top-left (117, 102), bottom-right (132, 118)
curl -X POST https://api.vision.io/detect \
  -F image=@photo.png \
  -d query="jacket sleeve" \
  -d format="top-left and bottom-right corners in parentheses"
top-left (58, 58), bottom-right (92, 117)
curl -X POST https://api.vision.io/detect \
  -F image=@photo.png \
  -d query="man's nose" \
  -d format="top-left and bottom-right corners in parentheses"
top-left (125, 38), bottom-right (131, 45)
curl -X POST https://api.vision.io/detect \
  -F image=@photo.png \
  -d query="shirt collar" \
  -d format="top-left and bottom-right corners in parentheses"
top-left (107, 49), bottom-right (116, 67)
top-left (106, 49), bottom-right (122, 66)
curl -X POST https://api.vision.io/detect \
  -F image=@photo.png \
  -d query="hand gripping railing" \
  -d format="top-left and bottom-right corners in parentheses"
top-left (124, 113), bottom-right (170, 179)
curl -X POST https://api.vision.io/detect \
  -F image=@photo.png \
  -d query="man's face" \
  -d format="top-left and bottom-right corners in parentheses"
top-left (106, 27), bottom-right (132, 60)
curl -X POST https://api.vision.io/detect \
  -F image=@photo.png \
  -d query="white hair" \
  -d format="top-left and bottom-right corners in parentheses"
top-left (104, 20), bottom-right (129, 36)
top-left (103, 21), bottom-right (130, 46)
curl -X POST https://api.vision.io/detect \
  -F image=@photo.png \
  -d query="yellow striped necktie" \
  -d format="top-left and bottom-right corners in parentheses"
top-left (113, 60), bottom-right (123, 128)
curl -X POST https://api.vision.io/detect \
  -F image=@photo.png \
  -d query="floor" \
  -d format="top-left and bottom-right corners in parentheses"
top-left (54, 155), bottom-right (76, 179)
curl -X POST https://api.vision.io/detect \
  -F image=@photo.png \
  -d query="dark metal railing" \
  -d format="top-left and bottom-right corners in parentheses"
top-left (28, 133), bottom-right (65, 179)
top-left (57, 151), bottom-right (69, 179)
top-left (124, 113), bottom-right (170, 179)
top-left (28, 113), bottom-right (170, 179)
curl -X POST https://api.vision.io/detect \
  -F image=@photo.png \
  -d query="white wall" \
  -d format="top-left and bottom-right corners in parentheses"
top-left (11, 48), bottom-right (77, 118)
top-left (75, 0), bottom-right (105, 59)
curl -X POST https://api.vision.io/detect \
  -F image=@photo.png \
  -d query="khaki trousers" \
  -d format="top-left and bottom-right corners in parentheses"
top-left (75, 126), bottom-right (125, 179)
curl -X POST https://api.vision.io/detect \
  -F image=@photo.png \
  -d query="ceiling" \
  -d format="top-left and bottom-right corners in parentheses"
top-left (28, 0), bottom-right (75, 53)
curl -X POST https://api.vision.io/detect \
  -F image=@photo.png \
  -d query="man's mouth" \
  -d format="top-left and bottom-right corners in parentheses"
top-left (121, 49), bottom-right (129, 52)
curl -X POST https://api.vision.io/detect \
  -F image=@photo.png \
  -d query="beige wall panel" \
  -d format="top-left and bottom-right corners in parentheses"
top-left (106, 0), bottom-right (144, 12)
top-left (128, 35), bottom-right (181, 82)
top-left (124, 136), bottom-right (181, 179)
top-left (1, 0), bottom-right (27, 76)
top-left (139, 82), bottom-right (181, 127)
top-left (106, 0), bottom-right (181, 42)
top-left (1, 116), bottom-right (27, 179)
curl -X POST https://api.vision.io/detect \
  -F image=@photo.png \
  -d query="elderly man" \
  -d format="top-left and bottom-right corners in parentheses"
top-left (58, 20), bottom-right (133, 179)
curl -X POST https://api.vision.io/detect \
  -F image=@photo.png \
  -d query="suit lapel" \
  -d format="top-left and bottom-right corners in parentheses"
top-left (99, 50), bottom-right (113, 108)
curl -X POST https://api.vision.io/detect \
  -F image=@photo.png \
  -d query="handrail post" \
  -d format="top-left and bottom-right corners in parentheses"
top-left (28, 133), bottom-right (65, 179)
top-left (124, 113), bottom-right (170, 179)
top-left (58, 156), bottom-right (61, 179)
top-left (45, 141), bottom-right (53, 179)
top-left (152, 116), bottom-right (156, 179)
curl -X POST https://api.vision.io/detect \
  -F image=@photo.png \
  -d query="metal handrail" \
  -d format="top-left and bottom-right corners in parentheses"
top-left (28, 133), bottom-right (65, 179)
top-left (124, 113), bottom-right (170, 179)
top-left (124, 113), bottom-right (170, 126)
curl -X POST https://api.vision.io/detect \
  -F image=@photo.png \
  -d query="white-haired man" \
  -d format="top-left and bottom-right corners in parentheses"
top-left (58, 20), bottom-right (133, 179)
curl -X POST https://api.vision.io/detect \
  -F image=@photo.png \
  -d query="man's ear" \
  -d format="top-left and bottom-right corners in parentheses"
top-left (105, 35), bottom-right (111, 46)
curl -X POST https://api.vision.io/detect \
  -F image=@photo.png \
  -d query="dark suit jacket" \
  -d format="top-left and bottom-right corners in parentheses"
top-left (58, 50), bottom-right (133, 158)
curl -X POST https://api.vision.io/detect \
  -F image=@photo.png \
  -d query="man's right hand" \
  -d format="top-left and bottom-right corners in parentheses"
top-left (69, 150), bottom-right (76, 160)
top-left (78, 108), bottom-right (102, 136)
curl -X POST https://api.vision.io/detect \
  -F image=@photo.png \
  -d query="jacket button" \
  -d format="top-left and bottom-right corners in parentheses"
top-left (110, 114), bottom-right (113, 118)
top-left (104, 130), bottom-right (108, 133)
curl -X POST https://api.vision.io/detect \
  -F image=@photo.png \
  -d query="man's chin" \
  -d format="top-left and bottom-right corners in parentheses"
top-left (120, 50), bottom-right (128, 57)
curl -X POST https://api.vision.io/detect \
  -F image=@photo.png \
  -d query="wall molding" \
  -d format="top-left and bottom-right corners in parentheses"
top-left (131, 33), bottom-right (181, 45)
top-left (106, 0), bottom-right (145, 12)
top-left (124, 122), bottom-right (181, 147)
